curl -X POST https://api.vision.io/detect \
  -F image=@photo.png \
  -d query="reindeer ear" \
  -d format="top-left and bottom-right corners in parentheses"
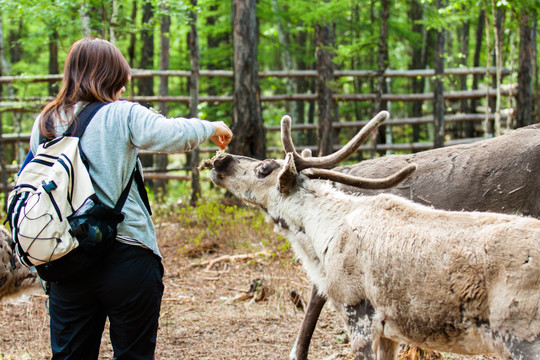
top-left (301, 148), bottom-right (312, 158)
top-left (278, 153), bottom-right (298, 194)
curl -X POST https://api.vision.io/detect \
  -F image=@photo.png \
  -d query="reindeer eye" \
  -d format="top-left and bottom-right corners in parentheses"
top-left (256, 160), bottom-right (279, 178)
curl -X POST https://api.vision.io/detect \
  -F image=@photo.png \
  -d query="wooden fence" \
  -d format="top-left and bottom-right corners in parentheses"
top-left (0, 66), bottom-right (514, 184)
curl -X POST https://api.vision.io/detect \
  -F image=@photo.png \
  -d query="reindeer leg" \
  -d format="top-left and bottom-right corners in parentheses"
top-left (290, 285), bottom-right (327, 360)
top-left (344, 300), bottom-right (377, 360)
top-left (375, 338), bottom-right (400, 360)
top-left (502, 336), bottom-right (540, 359)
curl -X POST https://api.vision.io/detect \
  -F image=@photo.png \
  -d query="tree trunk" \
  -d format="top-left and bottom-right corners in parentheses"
top-left (188, 0), bottom-right (201, 206)
top-left (155, 3), bottom-right (170, 202)
top-left (0, 14), bottom-right (16, 165)
top-left (0, 16), bottom-right (9, 210)
top-left (80, 2), bottom-right (105, 37)
top-left (533, 18), bottom-right (538, 124)
top-left (483, 6), bottom-right (492, 136)
top-left (231, 0), bottom-right (265, 159)
top-left (516, 9), bottom-right (534, 128)
top-left (159, 12), bottom-right (170, 117)
top-left (48, 29), bottom-right (59, 96)
top-left (315, 22), bottom-right (337, 157)
top-left (374, 0), bottom-right (389, 156)
top-left (271, 0), bottom-right (298, 126)
top-left (490, 5), bottom-right (504, 136)
top-left (80, 2), bottom-right (91, 37)
top-left (139, 0), bottom-right (155, 187)
top-left (368, 0), bottom-right (376, 96)
top-left (375, 0), bottom-right (389, 114)
top-left (410, 0), bottom-right (424, 143)
top-left (8, 18), bottom-right (23, 64)
top-left (128, 1), bottom-right (138, 68)
top-left (307, 62), bottom-right (316, 147)
top-left (110, 0), bottom-right (119, 44)
top-left (422, 30), bottom-right (436, 78)
top-left (90, 4), bottom-right (105, 38)
top-left (351, 4), bottom-right (363, 124)
top-left (469, 10), bottom-right (485, 136)
top-left (459, 20), bottom-right (470, 137)
top-left (205, 5), bottom-right (230, 122)
top-left (139, 1), bottom-right (154, 98)
top-left (296, 28), bottom-right (309, 144)
top-left (433, 0), bottom-right (445, 148)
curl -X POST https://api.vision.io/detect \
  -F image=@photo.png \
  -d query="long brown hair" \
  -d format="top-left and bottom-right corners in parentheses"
top-left (39, 37), bottom-right (131, 139)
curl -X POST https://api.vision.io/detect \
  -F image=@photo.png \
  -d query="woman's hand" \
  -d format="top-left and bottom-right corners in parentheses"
top-left (210, 121), bottom-right (233, 150)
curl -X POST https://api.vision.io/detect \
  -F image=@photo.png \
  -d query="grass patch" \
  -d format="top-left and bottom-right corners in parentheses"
top-left (154, 196), bottom-right (290, 262)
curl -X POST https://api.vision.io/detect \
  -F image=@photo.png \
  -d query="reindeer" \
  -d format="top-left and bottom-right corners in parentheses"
top-left (335, 123), bottom-right (540, 217)
top-left (201, 112), bottom-right (540, 360)
top-left (292, 120), bottom-right (540, 360)
top-left (0, 225), bottom-right (39, 299)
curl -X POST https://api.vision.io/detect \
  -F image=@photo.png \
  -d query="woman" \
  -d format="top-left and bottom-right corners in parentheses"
top-left (30, 37), bottom-right (232, 359)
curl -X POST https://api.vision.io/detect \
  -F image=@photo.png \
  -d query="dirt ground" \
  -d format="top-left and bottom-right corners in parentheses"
top-left (0, 204), bottom-right (495, 360)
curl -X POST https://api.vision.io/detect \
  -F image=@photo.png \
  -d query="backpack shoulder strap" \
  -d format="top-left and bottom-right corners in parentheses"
top-left (115, 169), bottom-right (136, 213)
top-left (134, 166), bottom-right (152, 215)
top-left (67, 102), bottom-right (109, 138)
top-left (114, 165), bottom-right (152, 216)
top-left (39, 102), bottom-right (108, 144)
top-left (38, 101), bottom-right (151, 216)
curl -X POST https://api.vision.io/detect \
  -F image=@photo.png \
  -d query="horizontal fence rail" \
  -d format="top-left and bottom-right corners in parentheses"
top-left (0, 66), bottom-right (516, 193)
top-left (0, 67), bottom-right (508, 84)
top-left (0, 67), bottom-right (512, 113)
top-left (1, 88), bottom-right (513, 106)
top-left (0, 113), bottom-right (510, 182)
top-left (0, 113), bottom-right (508, 146)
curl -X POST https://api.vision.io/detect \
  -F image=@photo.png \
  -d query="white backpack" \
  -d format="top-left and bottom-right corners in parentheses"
top-left (8, 133), bottom-right (96, 266)
top-left (6, 103), bottom-right (148, 281)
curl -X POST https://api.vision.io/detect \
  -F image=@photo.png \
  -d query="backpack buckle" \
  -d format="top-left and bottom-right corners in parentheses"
top-left (70, 222), bottom-right (89, 238)
top-left (42, 180), bottom-right (57, 193)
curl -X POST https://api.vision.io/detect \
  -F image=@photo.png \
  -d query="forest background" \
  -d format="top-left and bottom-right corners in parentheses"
top-left (0, 0), bottom-right (538, 202)
top-left (0, 2), bottom-right (539, 358)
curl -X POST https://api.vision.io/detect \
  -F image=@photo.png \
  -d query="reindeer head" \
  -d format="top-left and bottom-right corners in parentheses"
top-left (202, 111), bottom-right (417, 210)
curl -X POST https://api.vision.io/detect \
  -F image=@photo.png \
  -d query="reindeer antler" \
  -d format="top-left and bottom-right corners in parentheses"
top-left (281, 111), bottom-right (417, 189)
top-left (281, 111), bottom-right (389, 172)
top-left (306, 164), bottom-right (417, 189)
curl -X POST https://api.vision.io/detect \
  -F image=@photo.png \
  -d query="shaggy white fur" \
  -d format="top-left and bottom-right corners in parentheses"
top-left (210, 152), bottom-right (540, 360)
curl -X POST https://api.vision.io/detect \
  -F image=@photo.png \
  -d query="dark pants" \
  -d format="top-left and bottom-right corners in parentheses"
top-left (49, 241), bottom-right (164, 360)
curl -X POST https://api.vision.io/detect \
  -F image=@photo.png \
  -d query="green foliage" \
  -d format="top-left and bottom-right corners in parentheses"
top-left (1, 0), bottom-right (538, 177)
top-left (1, 0), bottom-right (536, 83)
top-left (169, 198), bottom-right (287, 255)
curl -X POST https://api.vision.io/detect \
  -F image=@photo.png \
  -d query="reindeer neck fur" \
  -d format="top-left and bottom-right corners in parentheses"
top-left (269, 176), bottom-right (540, 307)
top-left (266, 178), bottom-right (369, 297)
